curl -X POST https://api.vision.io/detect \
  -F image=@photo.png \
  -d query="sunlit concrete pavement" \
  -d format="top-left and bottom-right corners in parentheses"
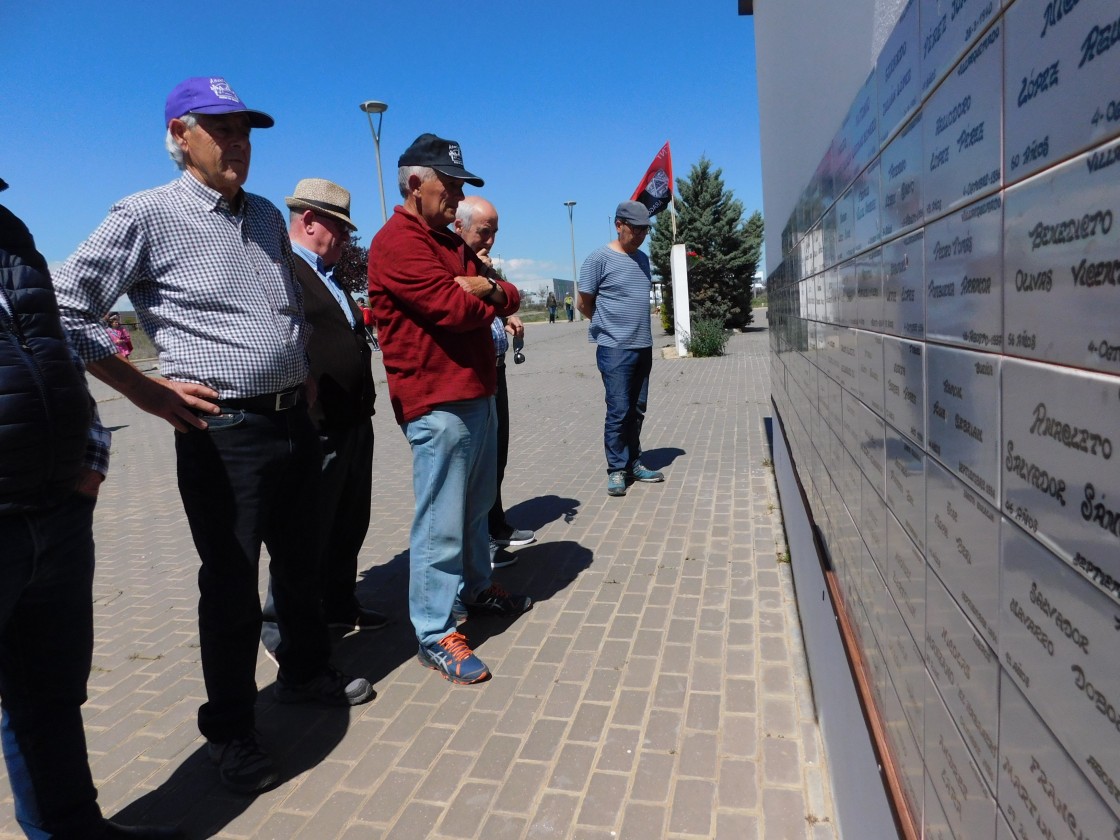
top-left (0, 312), bottom-right (838, 840)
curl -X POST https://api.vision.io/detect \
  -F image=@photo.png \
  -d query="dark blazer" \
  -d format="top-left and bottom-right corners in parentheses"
top-left (293, 255), bottom-right (375, 430)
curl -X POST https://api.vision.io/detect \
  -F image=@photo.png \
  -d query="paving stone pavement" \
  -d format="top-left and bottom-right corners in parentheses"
top-left (0, 312), bottom-right (839, 840)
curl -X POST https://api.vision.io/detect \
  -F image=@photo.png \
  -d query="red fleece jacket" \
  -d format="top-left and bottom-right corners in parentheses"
top-left (367, 207), bottom-right (520, 424)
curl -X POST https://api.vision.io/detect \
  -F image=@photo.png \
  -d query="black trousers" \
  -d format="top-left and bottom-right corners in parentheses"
top-left (487, 365), bottom-right (511, 534)
top-left (176, 406), bottom-right (330, 743)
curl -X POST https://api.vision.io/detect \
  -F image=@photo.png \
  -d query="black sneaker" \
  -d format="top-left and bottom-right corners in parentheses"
top-left (491, 527), bottom-right (536, 547)
top-left (276, 667), bottom-right (375, 706)
top-left (464, 583), bottom-right (532, 617)
top-left (327, 607), bottom-right (390, 632)
top-left (491, 547), bottom-right (519, 569)
top-left (207, 732), bottom-right (280, 795)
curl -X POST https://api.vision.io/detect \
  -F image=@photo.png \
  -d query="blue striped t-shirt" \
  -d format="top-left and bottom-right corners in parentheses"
top-left (578, 245), bottom-right (653, 349)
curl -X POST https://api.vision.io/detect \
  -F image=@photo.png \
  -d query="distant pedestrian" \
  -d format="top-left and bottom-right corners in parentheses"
top-left (54, 75), bottom-right (374, 796)
top-left (105, 311), bottom-right (133, 359)
top-left (546, 290), bottom-right (557, 323)
top-left (564, 292), bottom-right (574, 321)
top-left (357, 296), bottom-right (379, 350)
top-left (577, 200), bottom-right (665, 497)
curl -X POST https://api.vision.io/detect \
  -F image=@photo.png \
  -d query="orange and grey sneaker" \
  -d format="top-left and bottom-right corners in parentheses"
top-left (417, 631), bottom-right (491, 684)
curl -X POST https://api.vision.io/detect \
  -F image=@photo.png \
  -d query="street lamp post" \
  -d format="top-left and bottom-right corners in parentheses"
top-left (564, 200), bottom-right (581, 321)
top-left (359, 100), bottom-right (389, 224)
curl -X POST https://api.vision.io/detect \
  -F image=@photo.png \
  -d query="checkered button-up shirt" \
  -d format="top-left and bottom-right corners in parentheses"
top-left (55, 172), bottom-right (308, 398)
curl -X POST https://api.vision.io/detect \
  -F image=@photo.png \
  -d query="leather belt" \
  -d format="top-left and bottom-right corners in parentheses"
top-left (218, 388), bottom-right (302, 413)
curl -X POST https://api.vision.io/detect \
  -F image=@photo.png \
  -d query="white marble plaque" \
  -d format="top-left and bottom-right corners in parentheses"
top-left (1004, 0), bottom-right (1120, 185)
top-left (822, 265), bottom-right (840, 325)
top-left (924, 771), bottom-right (955, 840)
top-left (882, 676), bottom-right (926, 824)
top-left (1002, 358), bottom-right (1120, 596)
top-left (925, 571), bottom-right (1000, 787)
top-left (920, 0), bottom-right (1002, 94)
top-left (925, 193), bottom-right (1004, 351)
top-left (885, 423), bottom-right (927, 552)
top-left (863, 469), bottom-right (888, 575)
top-left (858, 401), bottom-right (887, 496)
top-left (999, 677), bottom-right (1120, 836)
top-left (857, 329), bottom-right (885, 415)
top-left (880, 568), bottom-right (926, 740)
top-left (887, 509), bottom-right (926, 646)
top-left (1003, 147), bottom-right (1120, 375)
top-left (924, 675), bottom-right (998, 839)
top-left (838, 258), bottom-right (858, 327)
top-left (926, 344), bottom-right (1002, 505)
top-left (1001, 525), bottom-right (1120, 813)
top-left (842, 384), bottom-right (861, 463)
top-left (837, 325), bottom-right (858, 393)
top-left (881, 113), bottom-right (925, 240)
top-left (881, 230), bottom-right (926, 339)
top-left (852, 161), bottom-right (882, 256)
top-left (848, 72), bottom-right (880, 185)
top-left (922, 18), bottom-right (1003, 219)
top-left (926, 459), bottom-right (1001, 649)
top-left (878, 0), bottom-right (921, 145)
top-left (855, 249), bottom-right (884, 330)
top-left (883, 336), bottom-right (926, 447)
top-left (836, 187), bottom-right (857, 264)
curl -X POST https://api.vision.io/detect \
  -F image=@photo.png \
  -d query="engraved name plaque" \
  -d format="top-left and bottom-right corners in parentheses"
top-left (1004, 0), bottom-right (1120, 184)
top-left (926, 344), bottom-right (1002, 505)
top-left (1004, 146), bottom-right (1120, 375)
top-left (881, 114), bottom-right (925, 240)
top-left (1002, 358), bottom-right (1120, 603)
top-left (881, 229), bottom-right (926, 339)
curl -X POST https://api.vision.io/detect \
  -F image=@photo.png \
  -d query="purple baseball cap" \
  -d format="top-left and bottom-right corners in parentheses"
top-left (164, 76), bottom-right (275, 128)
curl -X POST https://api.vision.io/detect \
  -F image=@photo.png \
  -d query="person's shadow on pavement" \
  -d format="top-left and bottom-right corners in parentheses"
top-left (106, 685), bottom-right (351, 838)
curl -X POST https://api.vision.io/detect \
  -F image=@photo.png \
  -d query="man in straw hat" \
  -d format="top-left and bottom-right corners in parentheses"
top-left (259, 179), bottom-right (384, 657)
top-left (54, 77), bottom-right (374, 796)
top-left (368, 134), bottom-right (531, 685)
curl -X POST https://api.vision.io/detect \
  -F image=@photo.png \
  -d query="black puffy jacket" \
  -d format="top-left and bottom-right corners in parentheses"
top-left (0, 203), bottom-right (91, 514)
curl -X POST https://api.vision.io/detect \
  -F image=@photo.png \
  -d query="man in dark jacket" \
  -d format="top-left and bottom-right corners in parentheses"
top-left (260, 179), bottom-right (385, 655)
top-left (0, 178), bottom-right (180, 839)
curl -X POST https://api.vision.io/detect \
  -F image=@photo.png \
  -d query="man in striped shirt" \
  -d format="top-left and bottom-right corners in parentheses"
top-left (577, 201), bottom-right (666, 497)
top-left (54, 77), bottom-right (373, 796)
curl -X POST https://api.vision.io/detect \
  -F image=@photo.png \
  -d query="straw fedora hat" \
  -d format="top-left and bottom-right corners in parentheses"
top-left (285, 178), bottom-right (357, 231)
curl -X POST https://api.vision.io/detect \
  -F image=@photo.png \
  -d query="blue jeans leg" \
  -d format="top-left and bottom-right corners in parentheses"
top-left (596, 345), bottom-right (652, 474)
top-left (402, 398), bottom-right (496, 647)
top-left (0, 493), bottom-right (102, 839)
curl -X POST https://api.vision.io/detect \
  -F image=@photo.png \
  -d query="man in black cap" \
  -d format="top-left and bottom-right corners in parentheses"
top-left (0, 178), bottom-right (181, 838)
top-left (577, 200), bottom-right (665, 497)
top-left (54, 77), bottom-right (374, 796)
top-left (368, 134), bottom-right (531, 686)
top-left (259, 178), bottom-right (385, 658)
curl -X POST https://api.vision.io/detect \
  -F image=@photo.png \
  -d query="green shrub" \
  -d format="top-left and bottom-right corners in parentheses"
top-left (685, 316), bottom-right (729, 357)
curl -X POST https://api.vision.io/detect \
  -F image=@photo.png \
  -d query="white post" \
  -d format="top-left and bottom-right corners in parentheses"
top-left (670, 243), bottom-right (691, 357)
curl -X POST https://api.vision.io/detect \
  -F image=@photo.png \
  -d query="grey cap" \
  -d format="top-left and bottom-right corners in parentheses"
top-left (615, 200), bottom-right (653, 226)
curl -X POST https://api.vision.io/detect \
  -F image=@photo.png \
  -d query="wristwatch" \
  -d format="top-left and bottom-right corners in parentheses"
top-left (484, 276), bottom-right (499, 300)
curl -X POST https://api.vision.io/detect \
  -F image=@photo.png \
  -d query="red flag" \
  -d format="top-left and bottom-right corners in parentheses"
top-left (631, 142), bottom-right (674, 217)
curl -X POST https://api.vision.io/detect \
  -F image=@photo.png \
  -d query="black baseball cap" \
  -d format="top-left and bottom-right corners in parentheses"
top-left (398, 133), bottom-right (484, 187)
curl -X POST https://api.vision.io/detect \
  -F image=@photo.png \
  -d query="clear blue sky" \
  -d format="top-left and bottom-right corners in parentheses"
top-left (2, 2), bottom-right (761, 294)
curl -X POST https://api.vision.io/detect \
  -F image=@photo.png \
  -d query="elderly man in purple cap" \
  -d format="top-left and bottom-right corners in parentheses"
top-left (368, 134), bottom-right (531, 686)
top-left (54, 77), bottom-right (374, 796)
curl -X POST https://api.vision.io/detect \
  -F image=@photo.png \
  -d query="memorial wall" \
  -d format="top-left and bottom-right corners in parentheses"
top-left (764, 0), bottom-right (1120, 836)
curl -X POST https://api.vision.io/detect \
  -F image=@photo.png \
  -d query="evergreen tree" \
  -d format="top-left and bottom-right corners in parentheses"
top-left (649, 156), bottom-right (763, 331)
top-left (332, 234), bottom-right (369, 295)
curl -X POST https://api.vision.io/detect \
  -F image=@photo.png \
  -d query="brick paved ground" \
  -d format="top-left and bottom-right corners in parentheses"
top-left (0, 313), bottom-right (838, 839)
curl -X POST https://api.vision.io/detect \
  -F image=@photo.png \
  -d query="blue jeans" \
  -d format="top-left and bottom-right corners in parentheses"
top-left (402, 398), bottom-right (496, 647)
top-left (175, 406), bottom-right (330, 743)
top-left (0, 493), bottom-right (102, 839)
top-left (596, 345), bottom-right (652, 474)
